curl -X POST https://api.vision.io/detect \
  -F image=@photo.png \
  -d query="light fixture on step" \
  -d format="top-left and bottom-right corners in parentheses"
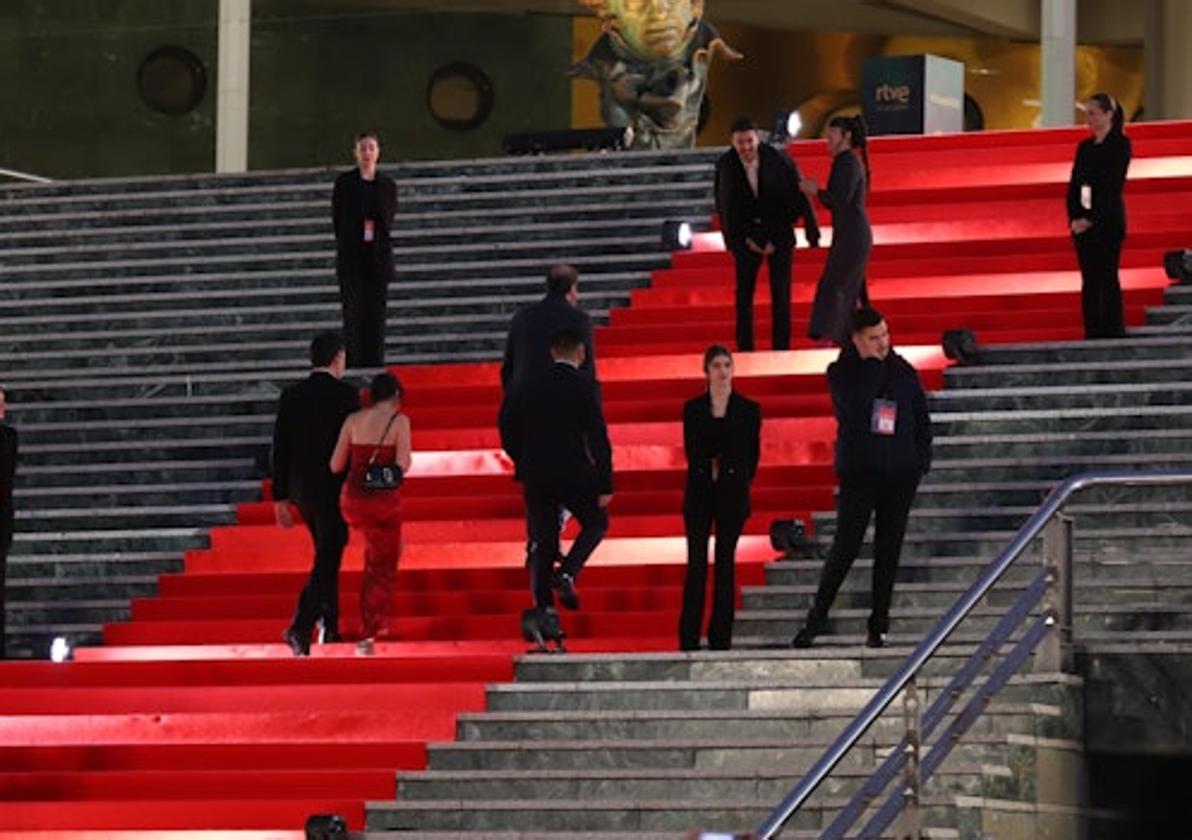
top-left (942, 328), bottom-right (978, 365)
top-left (770, 518), bottom-right (818, 558)
top-left (503, 126), bottom-right (632, 155)
top-left (772, 108), bottom-right (803, 142)
top-left (1163, 249), bottom-right (1192, 284)
top-left (661, 220), bottom-right (693, 250)
top-left (304, 813), bottom-right (348, 839)
top-left (49, 636), bottom-right (72, 663)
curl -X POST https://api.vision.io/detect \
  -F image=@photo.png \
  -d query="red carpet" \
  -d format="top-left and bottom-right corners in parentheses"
top-left (4, 122), bottom-right (1190, 835)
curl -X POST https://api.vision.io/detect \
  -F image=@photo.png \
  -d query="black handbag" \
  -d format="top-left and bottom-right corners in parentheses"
top-left (361, 413), bottom-right (403, 491)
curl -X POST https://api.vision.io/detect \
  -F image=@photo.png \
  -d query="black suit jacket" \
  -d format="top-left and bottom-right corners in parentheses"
top-left (271, 372), bottom-right (361, 505)
top-left (500, 293), bottom-right (596, 396)
top-left (332, 168), bottom-right (398, 279)
top-left (0, 422), bottom-right (16, 549)
top-left (828, 346), bottom-right (932, 477)
top-left (715, 143), bottom-right (819, 253)
top-left (501, 362), bottom-right (613, 494)
top-left (683, 391), bottom-right (761, 516)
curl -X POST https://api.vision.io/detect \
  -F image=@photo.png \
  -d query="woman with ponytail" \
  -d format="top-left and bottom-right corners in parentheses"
top-left (1067, 92), bottom-right (1131, 338)
top-left (800, 114), bottom-right (874, 345)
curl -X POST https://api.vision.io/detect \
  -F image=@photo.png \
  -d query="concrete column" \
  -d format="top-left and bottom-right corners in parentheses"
top-left (1159, 0), bottom-right (1192, 119)
top-left (1143, 0), bottom-right (1165, 119)
top-left (1040, 0), bottom-right (1076, 127)
top-left (215, 0), bottom-right (251, 173)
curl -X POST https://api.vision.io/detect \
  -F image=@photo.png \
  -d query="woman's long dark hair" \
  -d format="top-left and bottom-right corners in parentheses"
top-left (828, 114), bottom-right (871, 193)
top-left (1088, 92), bottom-right (1125, 134)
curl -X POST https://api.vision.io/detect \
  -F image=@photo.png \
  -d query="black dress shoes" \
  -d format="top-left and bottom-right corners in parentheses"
top-left (282, 626), bottom-right (310, 657)
top-left (866, 630), bottom-right (886, 648)
top-left (555, 572), bottom-right (580, 611)
top-left (791, 628), bottom-right (816, 649)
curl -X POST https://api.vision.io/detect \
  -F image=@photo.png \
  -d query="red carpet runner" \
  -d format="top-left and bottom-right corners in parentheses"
top-left (3, 122), bottom-right (1190, 834)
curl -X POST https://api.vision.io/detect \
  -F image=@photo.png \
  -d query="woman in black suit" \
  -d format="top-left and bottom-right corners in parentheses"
top-left (1067, 92), bottom-right (1131, 339)
top-left (679, 345), bottom-right (762, 651)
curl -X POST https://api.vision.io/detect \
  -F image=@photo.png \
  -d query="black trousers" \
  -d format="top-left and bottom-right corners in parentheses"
top-left (290, 494), bottom-right (349, 638)
top-left (805, 470), bottom-right (920, 636)
top-left (338, 271), bottom-right (389, 368)
top-left (0, 536), bottom-right (8, 660)
top-left (524, 479), bottom-right (608, 609)
top-left (733, 244), bottom-right (793, 351)
top-left (679, 500), bottom-right (748, 651)
top-left (1074, 233), bottom-right (1125, 339)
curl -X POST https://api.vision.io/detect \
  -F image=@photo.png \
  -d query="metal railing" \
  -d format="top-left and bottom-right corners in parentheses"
top-left (756, 468), bottom-right (1192, 840)
top-left (0, 167), bottom-right (52, 184)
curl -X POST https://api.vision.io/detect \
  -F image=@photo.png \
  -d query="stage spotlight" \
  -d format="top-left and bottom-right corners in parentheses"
top-left (1164, 249), bottom-right (1192, 284)
top-left (49, 636), bottom-right (72, 663)
top-left (304, 813), bottom-right (348, 839)
top-left (773, 109), bottom-right (802, 142)
top-left (661, 220), bottom-right (693, 250)
top-left (942, 328), bottom-right (978, 364)
top-left (769, 518), bottom-right (818, 558)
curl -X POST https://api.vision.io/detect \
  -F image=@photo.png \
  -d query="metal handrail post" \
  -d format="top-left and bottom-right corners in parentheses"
top-left (1037, 513), bottom-right (1074, 673)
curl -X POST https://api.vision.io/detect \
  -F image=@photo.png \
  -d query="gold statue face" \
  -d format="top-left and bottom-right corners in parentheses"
top-left (607, 0), bottom-right (700, 60)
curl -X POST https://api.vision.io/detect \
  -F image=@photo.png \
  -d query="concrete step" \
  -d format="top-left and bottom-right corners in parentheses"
top-left (0, 231), bottom-right (662, 271)
top-left (931, 405), bottom-right (1192, 436)
top-left (968, 334), bottom-right (1192, 365)
top-left (0, 196), bottom-right (711, 238)
top-left (929, 381), bottom-right (1192, 412)
top-left (812, 501), bottom-right (1192, 535)
top-left (942, 357), bottom-right (1192, 389)
top-left (931, 427), bottom-right (1192, 460)
top-left (0, 245), bottom-right (668, 284)
top-left (365, 794), bottom-right (959, 834)
top-left (451, 701), bottom-right (1070, 745)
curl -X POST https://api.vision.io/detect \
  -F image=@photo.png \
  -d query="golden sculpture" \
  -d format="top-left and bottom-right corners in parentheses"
top-left (573, 0), bottom-right (741, 149)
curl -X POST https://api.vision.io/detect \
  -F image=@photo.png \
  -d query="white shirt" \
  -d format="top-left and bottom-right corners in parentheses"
top-left (742, 156), bottom-right (759, 196)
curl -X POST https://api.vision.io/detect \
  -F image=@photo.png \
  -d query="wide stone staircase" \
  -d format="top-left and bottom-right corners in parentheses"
top-left (2, 123), bottom-right (1191, 836)
top-left (0, 148), bottom-right (717, 659)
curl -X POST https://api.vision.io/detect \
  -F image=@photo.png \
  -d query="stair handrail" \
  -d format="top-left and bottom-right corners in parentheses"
top-left (0, 166), bottom-right (52, 184)
top-left (755, 468), bottom-right (1192, 839)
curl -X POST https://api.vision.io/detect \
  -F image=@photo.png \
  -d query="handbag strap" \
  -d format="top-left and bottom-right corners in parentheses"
top-left (366, 412), bottom-right (400, 466)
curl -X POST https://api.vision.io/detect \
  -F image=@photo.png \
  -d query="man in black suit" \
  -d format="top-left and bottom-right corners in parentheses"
top-left (332, 131), bottom-right (398, 369)
top-left (501, 330), bottom-right (613, 613)
top-left (499, 264), bottom-right (598, 597)
top-left (0, 386), bottom-right (16, 660)
top-left (715, 117), bottom-right (820, 352)
top-left (500, 264), bottom-right (595, 395)
top-left (792, 308), bottom-right (932, 649)
top-left (273, 332), bottom-right (361, 656)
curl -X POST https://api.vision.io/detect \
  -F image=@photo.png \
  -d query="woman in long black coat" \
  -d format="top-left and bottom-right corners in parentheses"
top-left (801, 115), bottom-right (873, 345)
top-left (1067, 92), bottom-right (1131, 339)
top-left (679, 345), bottom-right (761, 651)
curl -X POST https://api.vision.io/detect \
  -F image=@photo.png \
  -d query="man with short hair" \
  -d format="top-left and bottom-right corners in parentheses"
top-left (715, 116), bottom-right (819, 352)
top-left (792, 308), bottom-right (932, 648)
top-left (501, 329), bottom-right (612, 615)
top-left (500, 263), bottom-right (596, 395)
top-left (0, 386), bottom-right (16, 660)
top-left (332, 130), bottom-right (398, 368)
top-left (499, 264), bottom-right (598, 605)
top-left (273, 331), bottom-right (361, 655)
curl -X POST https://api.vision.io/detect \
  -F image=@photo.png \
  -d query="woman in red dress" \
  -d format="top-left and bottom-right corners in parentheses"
top-left (330, 372), bottom-right (411, 654)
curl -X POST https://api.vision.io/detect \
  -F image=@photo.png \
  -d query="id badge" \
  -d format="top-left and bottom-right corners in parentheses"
top-left (1080, 184), bottom-right (1092, 211)
top-left (871, 399), bottom-right (897, 436)
top-left (363, 218), bottom-right (375, 243)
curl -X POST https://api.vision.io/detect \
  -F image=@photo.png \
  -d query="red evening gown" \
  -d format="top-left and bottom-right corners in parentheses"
top-left (339, 443), bottom-right (402, 640)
